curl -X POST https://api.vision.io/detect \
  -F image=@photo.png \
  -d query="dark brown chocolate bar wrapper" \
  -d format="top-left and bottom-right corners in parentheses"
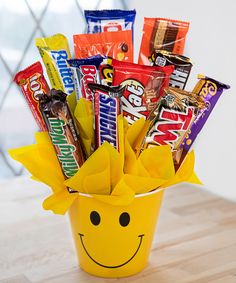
top-left (39, 89), bottom-right (85, 193)
top-left (149, 50), bottom-right (192, 89)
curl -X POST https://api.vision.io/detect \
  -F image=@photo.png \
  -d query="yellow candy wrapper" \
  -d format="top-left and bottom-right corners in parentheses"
top-left (9, 105), bottom-right (201, 215)
top-left (35, 33), bottom-right (74, 95)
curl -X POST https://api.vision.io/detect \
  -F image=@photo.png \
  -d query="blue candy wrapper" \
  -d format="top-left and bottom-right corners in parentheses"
top-left (84, 9), bottom-right (136, 37)
top-left (67, 55), bottom-right (104, 101)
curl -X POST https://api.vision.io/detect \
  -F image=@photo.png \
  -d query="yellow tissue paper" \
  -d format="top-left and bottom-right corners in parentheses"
top-left (74, 98), bottom-right (94, 158)
top-left (9, 100), bottom-right (201, 214)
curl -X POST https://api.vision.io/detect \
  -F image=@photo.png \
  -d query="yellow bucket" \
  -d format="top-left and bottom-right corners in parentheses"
top-left (69, 188), bottom-right (164, 278)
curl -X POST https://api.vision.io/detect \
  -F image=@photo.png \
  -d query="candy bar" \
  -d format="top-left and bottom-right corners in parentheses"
top-left (179, 75), bottom-right (230, 165)
top-left (67, 55), bottom-right (103, 101)
top-left (88, 83), bottom-right (124, 151)
top-left (14, 61), bottom-right (50, 131)
top-left (39, 89), bottom-right (84, 181)
top-left (135, 87), bottom-right (205, 159)
top-left (149, 50), bottom-right (192, 89)
top-left (35, 34), bottom-right (74, 95)
top-left (73, 30), bottom-right (133, 63)
top-left (139, 18), bottom-right (190, 65)
top-left (112, 60), bottom-right (174, 124)
top-left (99, 57), bottom-right (114, 86)
top-left (84, 9), bottom-right (136, 38)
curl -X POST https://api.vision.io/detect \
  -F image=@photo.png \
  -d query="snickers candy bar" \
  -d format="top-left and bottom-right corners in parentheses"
top-left (88, 83), bottom-right (124, 151)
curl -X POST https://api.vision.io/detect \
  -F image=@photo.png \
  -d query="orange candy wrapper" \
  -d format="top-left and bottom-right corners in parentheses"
top-left (139, 18), bottom-right (190, 65)
top-left (73, 30), bottom-right (133, 62)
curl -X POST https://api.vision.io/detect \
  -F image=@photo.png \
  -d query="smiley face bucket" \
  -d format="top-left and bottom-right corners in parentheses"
top-left (9, 99), bottom-right (201, 278)
top-left (69, 189), bottom-right (163, 278)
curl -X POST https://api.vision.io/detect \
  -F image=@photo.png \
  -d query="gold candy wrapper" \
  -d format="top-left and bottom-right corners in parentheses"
top-left (135, 87), bottom-right (205, 160)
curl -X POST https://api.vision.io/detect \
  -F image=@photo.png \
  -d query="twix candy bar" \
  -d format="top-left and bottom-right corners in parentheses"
top-left (135, 87), bottom-right (205, 162)
top-left (139, 18), bottom-right (190, 65)
top-left (35, 33), bottom-right (74, 95)
top-left (14, 61), bottom-right (50, 131)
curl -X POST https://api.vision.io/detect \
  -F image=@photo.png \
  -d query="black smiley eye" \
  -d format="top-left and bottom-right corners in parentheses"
top-left (119, 212), bottom-right (130, 227)
top-left (90, 211), bottom-right (100, 226)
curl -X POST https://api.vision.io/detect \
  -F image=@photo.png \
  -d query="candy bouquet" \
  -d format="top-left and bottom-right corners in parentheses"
top-left (9, 10), bottom-right (230, 278)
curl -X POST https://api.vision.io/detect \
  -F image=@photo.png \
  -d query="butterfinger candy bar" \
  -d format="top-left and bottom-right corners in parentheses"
top-left (139, 18), bottom-right (190, 65)
top-left (67, 55), bottom-right (103, 101)
top-left (136, 87), bottom-right (205, 157)
top-left (14, 61), bottom-right (50, 131)
top-left (149, 50), bottom-right (192, 89)
top-left (112, 59), bottom-right (174, 124)
top-left (39, 89), bottom-right (84, 182)
top-left (35, 34), bottom-right (74, 95)
top-left (73, 30), bottom-right (133, 62)
top-left (179, 75), bottom-right (230, 166)
top-left (88, 83), bottom-right (124, 151)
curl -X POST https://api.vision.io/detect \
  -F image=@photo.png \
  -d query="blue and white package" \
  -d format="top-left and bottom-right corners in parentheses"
top-left (84, 9), bottom-right (136, 35)
top-left (67, 55), bottom-right (104, 101)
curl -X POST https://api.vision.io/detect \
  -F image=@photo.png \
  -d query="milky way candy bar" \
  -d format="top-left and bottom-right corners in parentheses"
top-left (149, 50), bottom-right (192, 89)
top-left (39, 89), bottom-right (85, 183)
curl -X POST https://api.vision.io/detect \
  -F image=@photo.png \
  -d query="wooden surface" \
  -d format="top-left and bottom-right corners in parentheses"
top-left (1, 177), bottom-right (236, 283)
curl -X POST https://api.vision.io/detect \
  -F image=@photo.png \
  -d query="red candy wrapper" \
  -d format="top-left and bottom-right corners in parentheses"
top-left (88, 83), bottom-right (123, 151)
top-left (139, 18), bottom-right (190, 65)
top-left (112, 60), bottom-right (174, 124)
top-left (73, 30), bottom-right (133, 63)
top-left (14, 61), bottom-right (50, 131)
top-left (135, 87), bottom-right (206, 164)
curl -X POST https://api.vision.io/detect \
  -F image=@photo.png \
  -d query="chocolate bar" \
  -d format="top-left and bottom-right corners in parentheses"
top-left (149, 50), bottom-right (192, 89)
top-left (39, 89), bottom-right (85, 182)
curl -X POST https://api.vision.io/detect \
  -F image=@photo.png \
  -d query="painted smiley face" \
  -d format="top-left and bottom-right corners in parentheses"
top-left (69, 190), bottom-right (163, 277)
top-left (78, 211), bottom-right (145, 268)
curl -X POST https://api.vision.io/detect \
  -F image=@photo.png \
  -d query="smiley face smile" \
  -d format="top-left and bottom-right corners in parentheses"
top-left (78, 233), bottom-right (144, 269)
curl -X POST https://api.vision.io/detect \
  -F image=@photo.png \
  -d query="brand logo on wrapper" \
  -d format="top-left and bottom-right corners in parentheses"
top-left (121, 79), bottom-right (147, 124)
top-left (200, 81), bottom-right (217, 98)
top-left (48, 117), bottom-right (79, 178)
top-left (96, 91), bottom-right (118, 149)
top-left (50, 50), bottom-right (74, 94)
top-left (147, 107), bottom-right (194, 149)
top-left (80, 65), bottom-right (97, 100)
top-left (101, 19), bottom-right (125, 32)
top-left (29, 74), bottom-right (44, 101)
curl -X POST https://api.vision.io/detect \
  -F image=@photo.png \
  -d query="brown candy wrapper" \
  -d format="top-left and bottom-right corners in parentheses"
top-left (39, 89), bottom-right (85, 190)
top-left (139, 18), bottom-right (190, 65)
top-left (149, 50), bottom-right (192, 89)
